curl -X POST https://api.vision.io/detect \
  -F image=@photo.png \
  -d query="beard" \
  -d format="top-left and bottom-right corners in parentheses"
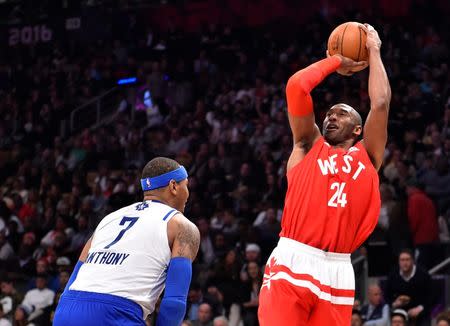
top-left (323, 126), bottom-right (358, 146)
top-left (323, 130), bottom-right (347, 145)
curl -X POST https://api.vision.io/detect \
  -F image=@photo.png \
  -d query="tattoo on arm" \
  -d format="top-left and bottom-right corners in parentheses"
top-left (175, 221), bottom-right (200, 261)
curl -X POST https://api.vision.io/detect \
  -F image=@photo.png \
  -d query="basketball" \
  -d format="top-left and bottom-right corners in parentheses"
top-left (327, 22), bottom-right (368, 70)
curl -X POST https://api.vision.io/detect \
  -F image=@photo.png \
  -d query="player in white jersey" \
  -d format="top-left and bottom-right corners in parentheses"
top-left (53, 157), bottom-right (200, 326)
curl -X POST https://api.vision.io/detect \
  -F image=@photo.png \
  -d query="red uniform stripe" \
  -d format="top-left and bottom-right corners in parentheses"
top-left (266, 264), bottom-right (354, 298)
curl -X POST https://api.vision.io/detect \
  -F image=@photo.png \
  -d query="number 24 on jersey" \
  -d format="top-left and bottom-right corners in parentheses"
top-left (328, 182), bottom-right (347, 208)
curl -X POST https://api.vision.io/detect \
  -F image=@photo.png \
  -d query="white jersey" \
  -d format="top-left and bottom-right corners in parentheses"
top-left (70, 200), bottom-right (179, 318)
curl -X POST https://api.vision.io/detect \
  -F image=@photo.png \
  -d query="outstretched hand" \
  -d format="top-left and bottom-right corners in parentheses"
top-left (326, 50), bottom-right (368, 76)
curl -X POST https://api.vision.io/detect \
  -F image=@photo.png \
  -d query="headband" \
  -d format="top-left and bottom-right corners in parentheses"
top-left (141, 166), bottom-right (188, 191)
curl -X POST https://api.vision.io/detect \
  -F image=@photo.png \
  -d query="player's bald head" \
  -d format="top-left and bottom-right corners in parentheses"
top-left (329, 103), bottom-right (362, 126)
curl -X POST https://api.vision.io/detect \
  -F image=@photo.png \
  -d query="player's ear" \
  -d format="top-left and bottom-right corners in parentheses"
top-left (168, 179), bottom-right (178, 195)
top-left (353, 125), bottom-right (362, 136)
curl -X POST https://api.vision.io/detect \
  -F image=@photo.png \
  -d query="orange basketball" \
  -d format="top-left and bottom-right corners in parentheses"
top-left (328, 22), bottom-right (368, 71)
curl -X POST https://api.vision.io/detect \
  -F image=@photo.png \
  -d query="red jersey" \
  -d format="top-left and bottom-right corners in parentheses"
top-left (280, 137), bottom-right (380, 253)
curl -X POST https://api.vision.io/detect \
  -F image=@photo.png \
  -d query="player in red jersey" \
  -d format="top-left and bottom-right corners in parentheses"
top-left (258, 24), bottom-right (391, 326)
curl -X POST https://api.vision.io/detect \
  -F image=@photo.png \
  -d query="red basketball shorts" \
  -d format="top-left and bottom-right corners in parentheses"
top-left (258, 237), bottom-right (355, 326)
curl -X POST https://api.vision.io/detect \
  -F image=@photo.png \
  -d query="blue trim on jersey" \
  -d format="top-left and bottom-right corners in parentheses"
top-left (140, 166), bottom-right (188, 191)
top-left (64, 260), bottom-right (83, 292)
top-left (162, 209), bottom-right (177, 221)
top-left (54, 290), bottom-right (145, 326)
top-left (156, 257), bottom-right (192, 326)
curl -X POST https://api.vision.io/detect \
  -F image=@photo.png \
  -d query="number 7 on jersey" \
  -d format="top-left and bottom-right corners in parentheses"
top-left (104, 216), bottom-right (139, 249)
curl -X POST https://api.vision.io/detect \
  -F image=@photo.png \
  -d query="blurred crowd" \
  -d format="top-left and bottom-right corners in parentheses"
top-left (0, 2), bottom-right (449, 326)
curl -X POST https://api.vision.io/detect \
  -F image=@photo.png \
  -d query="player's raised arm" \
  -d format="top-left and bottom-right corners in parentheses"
top-left (285, 55), bottom-right (366, 170)
top-left (286, 56), bottom-right (368, 146)
top-left (361, 24), bottom-right (391, 170)
top-left (157, 215), bottom-right (200, 326)
top-left (285, 57), bottom-right (340, 147)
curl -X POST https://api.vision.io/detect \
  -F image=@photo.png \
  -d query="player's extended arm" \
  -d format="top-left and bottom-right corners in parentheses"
top-left (285, 56), bottom-right (342, 147)
top-left (362, 24), bottom-right (391, 170)
top-left (157, 215), bottom-right (200, 326)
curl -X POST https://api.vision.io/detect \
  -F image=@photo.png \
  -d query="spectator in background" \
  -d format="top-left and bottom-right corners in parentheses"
top-left (0, 304), bottom-right (11, 326)
top-left (186, 283), bottom-right (205, 322)
top-left (210, 249), bottom-right (241, 317)
top-left (405, 179), bottom-right (439, 269)
top-left (240, 261), bottom-right (262, 326)
top-left (68, 216), bottom-right (91, 255)
top-left (94, 161), bottom-right (110, 193)
top-left (254, 207), bottom-right (281, 252)
top-left (240, 243), bottom-right (261, 282)
top-left (165, 128), bottom-right (190, 156)
top-left (0, 278), bottom-right (22, 323)
top-left (212, 233), bottom-right (228, 261)
top-left (360, 283), bottom-right (389, 326)
top-left (436, 311), bottom-right (450, 326)
top-left (40, 216), bottom-right (73, 249)
top-left (17, 189), bottom-right (39, 224)
top-left (374, 184), bottom-right (396, 241)
top-left (377, 183), bottom-right (411, 260)
top-left (20, 274), bottom-right (54, 324)
top-left (353, 299), bottom-right (362, 312)
top-left (39, 206), bottom-right (56, 236)
top-left (253, 203), bottom-right (281, 227)
top-left (192, 303), bottom-right (213, 326)
top-left (419, 156), bottom-right (450, 214)
top-left (391, 309), bottom-right (409, 326)
top-left (53, 257), bottom-right (72, 292)
top-left (385, 249), bottom-right (431, 326)
top-left (351, 309), bottom-right (364, 326)
top-left (55, 269), bottom-right (70, 295)
top-left (13, 232), bottom-right (37, 277)
top-left (196, 218), bottom-right (215, 267)
top-left (203, 286), bottom-right (224, 318)
top-left (13, 305), bottom-right (30, 326)
top-left (220, 210), bottom-right (238, 241)
top-left (212, 316), bottom-right (228, 326)
top-left (26, 258), bottom-right (58, 292)
top-left (0, 231), bottom-right (14, 261)
top-left (88, 183), bottom-right (107, 214)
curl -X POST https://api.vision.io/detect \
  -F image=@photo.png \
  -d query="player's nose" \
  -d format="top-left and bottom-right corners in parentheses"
top-left (328, 113), bottom-right (338, 121)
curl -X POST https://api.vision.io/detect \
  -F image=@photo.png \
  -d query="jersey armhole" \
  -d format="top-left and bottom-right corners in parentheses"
top-left (162, 209), bottom-right (180, 222)
top-left (287, 136), bottom-right (325, 177)
top-left (355, 140), bottom-right (378, 171)
top-left (164, 210), bottom-right (182, 258)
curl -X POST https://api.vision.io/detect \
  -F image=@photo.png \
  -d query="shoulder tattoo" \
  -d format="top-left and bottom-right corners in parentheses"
top-left (176, 220), bottom-right (200, 260)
